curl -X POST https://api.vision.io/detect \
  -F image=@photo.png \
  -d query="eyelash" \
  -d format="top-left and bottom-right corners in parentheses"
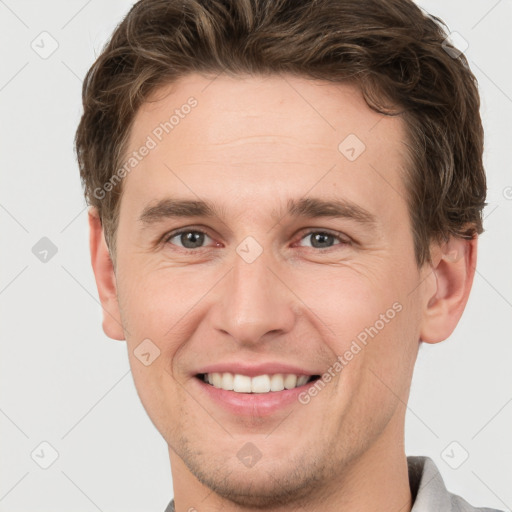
top-left (162, 227), bottom-right (351, 251)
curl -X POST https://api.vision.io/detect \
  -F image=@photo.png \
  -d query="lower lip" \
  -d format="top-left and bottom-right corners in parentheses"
top-left (193, 377), bottom-right (317, 417)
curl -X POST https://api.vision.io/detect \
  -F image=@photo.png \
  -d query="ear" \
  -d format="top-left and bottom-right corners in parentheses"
top-left (88, 207), bottom-right (125, 341)
top-left (419, 235), bottom-right (478, 344)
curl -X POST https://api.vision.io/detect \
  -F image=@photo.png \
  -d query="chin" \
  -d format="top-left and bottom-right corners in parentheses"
top-left (177, 440), bottom-right (331, 509)
top-left (193, 465), bottom-right (316, 508)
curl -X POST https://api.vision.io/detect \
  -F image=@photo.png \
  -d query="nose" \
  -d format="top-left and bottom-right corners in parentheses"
top-left (211, 246), bottom-right (297, 347)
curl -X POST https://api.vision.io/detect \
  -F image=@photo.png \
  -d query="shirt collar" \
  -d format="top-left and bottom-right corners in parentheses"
top-left (408, 455), bottom-right (453, 511)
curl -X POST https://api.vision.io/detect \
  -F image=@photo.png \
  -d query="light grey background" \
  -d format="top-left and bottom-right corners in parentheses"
top-left (0, 1), bottom-right (511, 511)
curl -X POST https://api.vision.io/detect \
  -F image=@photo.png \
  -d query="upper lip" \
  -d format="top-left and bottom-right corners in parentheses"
top-left (195, 362), bottom-right (320, 377)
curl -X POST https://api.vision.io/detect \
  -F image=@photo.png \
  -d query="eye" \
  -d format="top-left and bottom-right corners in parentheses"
top-left (296, 230), bottom-right (350, 250)
top-left (163, 228), bottom-right (350, 251)
top-left (164, 229), bottom-right (214, 249)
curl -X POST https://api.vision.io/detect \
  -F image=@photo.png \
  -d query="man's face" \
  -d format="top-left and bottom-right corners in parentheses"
top-left (110, 74), bottom-right (430, 504)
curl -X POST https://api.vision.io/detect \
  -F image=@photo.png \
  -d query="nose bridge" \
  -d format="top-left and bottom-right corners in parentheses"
top-left (213, 240), bottom-right (295, 345)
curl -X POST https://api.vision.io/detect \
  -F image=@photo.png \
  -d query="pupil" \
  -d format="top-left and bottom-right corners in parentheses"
top-left (311, 233), bottom-right (333, 248)
top-left (182, 231), bottom-right (204, 248)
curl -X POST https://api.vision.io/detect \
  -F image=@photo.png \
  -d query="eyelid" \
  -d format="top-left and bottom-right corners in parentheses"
top-left (293, 228), bottom-right (352, 248)
top-left (163, 226), bottom-right (217, 247)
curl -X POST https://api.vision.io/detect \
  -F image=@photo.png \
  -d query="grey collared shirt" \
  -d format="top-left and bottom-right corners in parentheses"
top-left (164, 455), bottom-right (503, 512)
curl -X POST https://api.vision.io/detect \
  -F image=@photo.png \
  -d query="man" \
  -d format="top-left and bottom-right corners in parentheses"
top-left (75, 0), bottom-right (501, 510)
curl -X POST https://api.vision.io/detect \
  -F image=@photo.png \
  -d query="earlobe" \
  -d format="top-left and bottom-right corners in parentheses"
top-left (88, 207), bottom-right (125, 341)
top-left (419, 235), bottom-right (478, 344)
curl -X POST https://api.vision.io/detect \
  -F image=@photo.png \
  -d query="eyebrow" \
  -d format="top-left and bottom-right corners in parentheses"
top-left (138, 197), bottom-right (377, 228)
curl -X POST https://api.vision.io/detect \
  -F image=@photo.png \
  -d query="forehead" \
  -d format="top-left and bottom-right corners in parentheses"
top-left (130, 73), bottom-right (403, 154)
top-left (120, 73), bottom-right (409, 226)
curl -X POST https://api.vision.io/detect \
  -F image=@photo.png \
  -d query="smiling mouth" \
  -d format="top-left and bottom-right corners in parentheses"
top-left (196, 373), bottom-right (321, 393)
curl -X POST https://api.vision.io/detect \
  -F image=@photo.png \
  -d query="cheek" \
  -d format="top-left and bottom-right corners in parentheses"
top-left (116, 265), bottom-right (211, 383)
top-left (116, 264), bottom-right (187, 335)
top-left (353, 294), bottom-right (420, 410)
top-left (293, 265), bottom-right (394, 343)
top-left (310, 264), bottom-right (418, 388)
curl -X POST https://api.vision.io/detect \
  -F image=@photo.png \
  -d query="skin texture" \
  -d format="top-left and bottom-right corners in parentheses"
top-left (89, 73), bottom-right (477, 512)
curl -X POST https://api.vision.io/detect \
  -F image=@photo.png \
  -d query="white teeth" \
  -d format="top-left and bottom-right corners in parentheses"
top-left (212, 372), bottom-right (222, 388)
top-left (233, 374), bottom-right (252, 393)
top-left (221, 372), bottom-right (234, 391)
top-left (296, 375), bottom-right (309, 386)
top-left (251, 375), bottom-right (270, 393)
top-left (270, 374), bottom-right (285, 391)
top-left (284, 374), bottom-right (297, 389)
top-left (203, 372), bottom-right (311, 393)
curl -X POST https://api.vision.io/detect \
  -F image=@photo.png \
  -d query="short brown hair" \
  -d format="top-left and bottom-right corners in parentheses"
top-left (75, 0), bottom-right (486, 267)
